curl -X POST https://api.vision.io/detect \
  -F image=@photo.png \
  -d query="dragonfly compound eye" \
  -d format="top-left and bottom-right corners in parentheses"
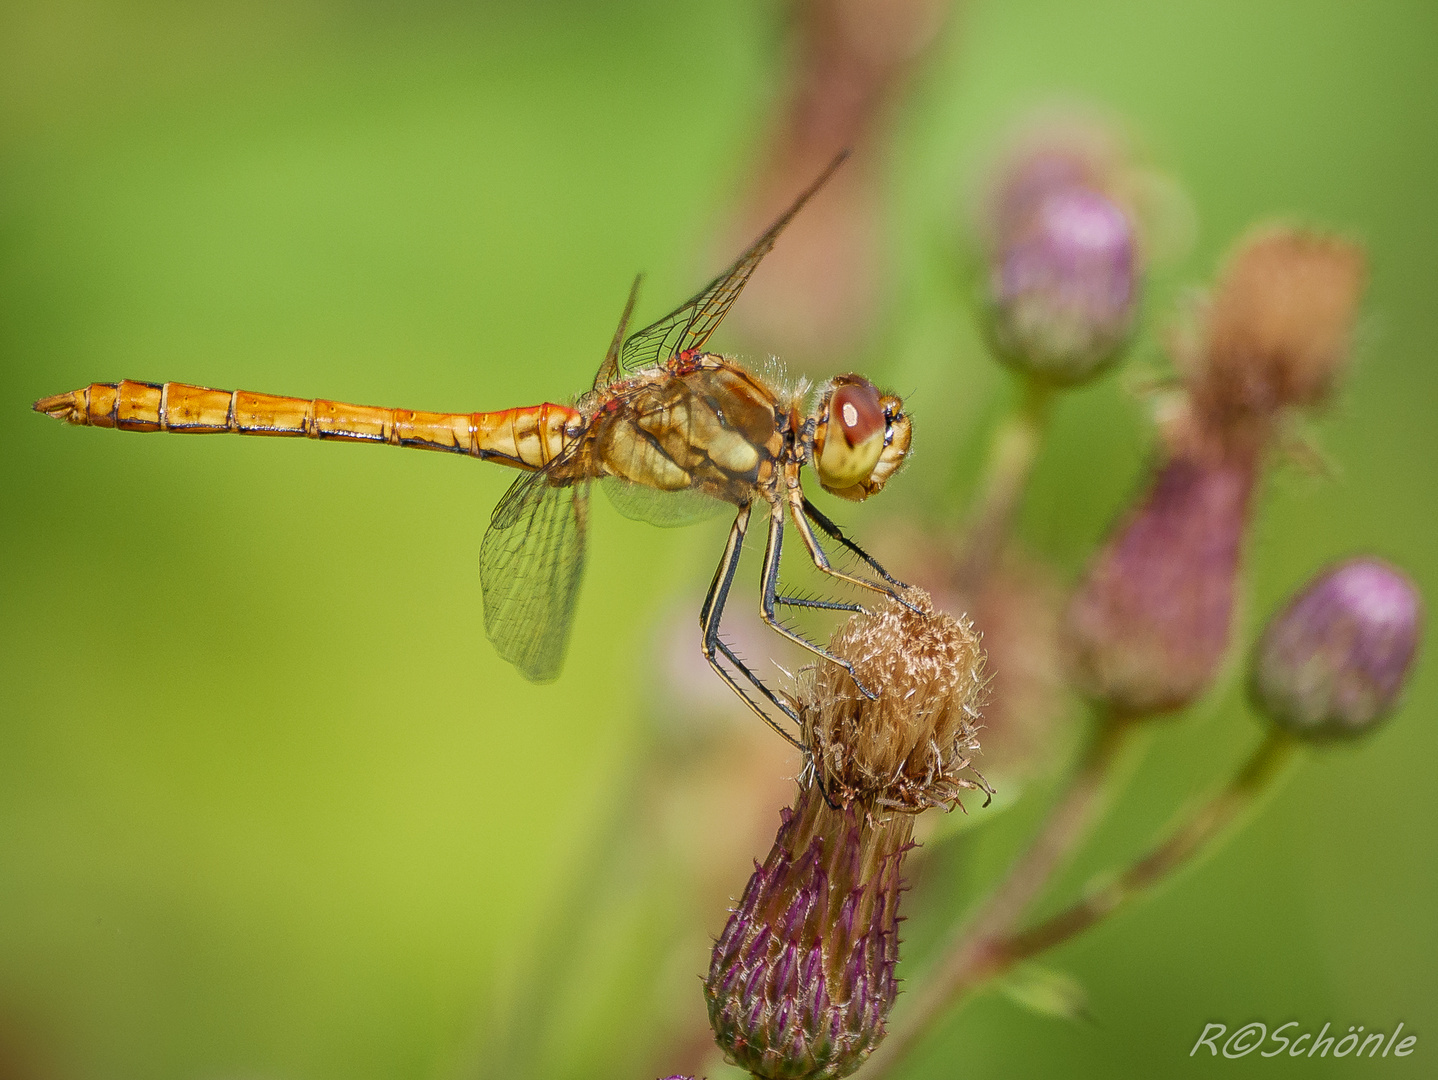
top-left (815, 376), bottom-right (905, 501)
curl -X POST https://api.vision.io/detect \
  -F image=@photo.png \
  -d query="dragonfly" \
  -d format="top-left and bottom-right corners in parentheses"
top-left (33, 152), bottom-right (915, 747)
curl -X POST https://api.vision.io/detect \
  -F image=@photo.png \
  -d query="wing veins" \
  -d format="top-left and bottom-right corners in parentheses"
top-left (480, 468), bottom-right (589, 683)
top-left (615, 150), bottom-right (848, 377)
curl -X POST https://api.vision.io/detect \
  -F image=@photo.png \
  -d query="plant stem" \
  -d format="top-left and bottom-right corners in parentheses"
top-left (861, 728), bottom-right (1299, 1078)
top-left (863, 711), bottom-right (1140, 1078)
top-left (995, 729), bottom-right (1297, 969)
top-left (953, 375), bottom-right (1054, 594)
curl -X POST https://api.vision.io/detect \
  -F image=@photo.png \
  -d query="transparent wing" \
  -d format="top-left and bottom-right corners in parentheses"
top-left (592, 274), bottom-right (643, 390)
top-left (480, 469), bottom-right (589, 683)
top-left (600, 476), bottom-right (732, 528)
top-left (615, 150), bottom-right (848, 378)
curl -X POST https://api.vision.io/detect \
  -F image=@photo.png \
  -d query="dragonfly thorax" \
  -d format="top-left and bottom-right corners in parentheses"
top-left (581, 354), bottom-right (785, 504)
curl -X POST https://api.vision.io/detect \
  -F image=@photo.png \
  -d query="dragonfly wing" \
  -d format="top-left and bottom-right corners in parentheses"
top-left (600, 475), bottom-right (732, 528)
top-left (480, 470), bottom-right (590, 683)
top-left (592, 274), bottom-right (644, 390)
top-left (616, 150), bottom-right (848, 377)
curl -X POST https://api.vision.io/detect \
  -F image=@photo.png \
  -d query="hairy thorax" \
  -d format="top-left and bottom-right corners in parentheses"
top-left (576, 354), bottom-right (788, 504)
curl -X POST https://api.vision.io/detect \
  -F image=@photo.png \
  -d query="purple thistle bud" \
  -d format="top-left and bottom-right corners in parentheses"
top-left (1251, 558), bottom-right (1422, 738)
top-left (987, 186), bottom-right (1138, 386)
top-left (1066, 451), bottom-right (1257, 717)
top-left (705, 785), bottom-right (913, 1080)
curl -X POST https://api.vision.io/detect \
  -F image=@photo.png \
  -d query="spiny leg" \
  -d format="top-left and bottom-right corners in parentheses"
top-left (774, 592), bottom-right (864, 614)
top-left (700, 503), bottom-right (805, 746)
top-left (759, 499), bottom-right (878, 700)
top-left (790, 491), bottom-right (923, 615)
top-left (801, 496), bottom-right (910, 589)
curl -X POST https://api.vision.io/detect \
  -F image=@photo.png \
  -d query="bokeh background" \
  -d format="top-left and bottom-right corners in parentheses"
top-left (2, 1), bottom-right (1435, 1077)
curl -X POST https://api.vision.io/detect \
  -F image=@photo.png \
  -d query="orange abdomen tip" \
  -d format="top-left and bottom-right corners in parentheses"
top-left (33, 390), bottom-right (87, 424)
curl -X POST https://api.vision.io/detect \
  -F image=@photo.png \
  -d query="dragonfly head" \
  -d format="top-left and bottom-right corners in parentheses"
top-left (811, 375), bottom-right (911, 501)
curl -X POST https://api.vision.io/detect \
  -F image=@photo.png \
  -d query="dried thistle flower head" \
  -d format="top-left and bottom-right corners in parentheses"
top-left (1188, 226), bottom-right (1366, 424)
top-left (706, 785), bottom-right (912, 1080)
top-left (802, 591), bottom-right (988, 811)
top-left (1067, 223), bottom-right (1365, 719)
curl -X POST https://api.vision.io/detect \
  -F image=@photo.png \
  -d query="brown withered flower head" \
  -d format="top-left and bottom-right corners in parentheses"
top-left (801, 591), bottom-right (989, 812)
top-left (1066, 224), bottom-right (1367, 719)
top-left (1174, 225), bottom-right (1367, 456)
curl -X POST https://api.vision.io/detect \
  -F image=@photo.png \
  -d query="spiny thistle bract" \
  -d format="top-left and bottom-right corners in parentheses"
top-left (1066, 452), bottom-right (1256, 717)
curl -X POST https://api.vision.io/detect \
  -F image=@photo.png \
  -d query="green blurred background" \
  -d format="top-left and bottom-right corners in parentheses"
top-left (2, 1), bottom-right (1435, 1077)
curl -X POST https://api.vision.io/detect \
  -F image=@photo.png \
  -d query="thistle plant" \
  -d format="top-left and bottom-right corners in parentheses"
top-left (938, 557), bottom-right (1423, 1002)
top-left (1067, 225), bottom-right (1366, 719)
top-left (704, 596), bottom-right (986, 1080)
top-left (705, 788), bottom-right (909, 1080)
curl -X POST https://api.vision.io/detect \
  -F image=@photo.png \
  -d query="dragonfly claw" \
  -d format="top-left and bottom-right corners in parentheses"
top-left (849, 667), bottom-right (879, 701)
top-left (891, 588), bottom-right (925, 617)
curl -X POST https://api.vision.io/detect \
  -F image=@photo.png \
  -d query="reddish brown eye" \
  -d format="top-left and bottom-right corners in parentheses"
top-left (832, 382), bottom-right (883, 447)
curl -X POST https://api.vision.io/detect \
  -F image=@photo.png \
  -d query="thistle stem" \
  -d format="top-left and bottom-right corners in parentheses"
top-left (997, 729), bottom-right (1298, 968)
top-left (864, 711), bottom-right (1141, 1077)
top-left (953, 375), bottom-right (1054, 593)
top-left (861, 728), bottom-right (1299, 1078)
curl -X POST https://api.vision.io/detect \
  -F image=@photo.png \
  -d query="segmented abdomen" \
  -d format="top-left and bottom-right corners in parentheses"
top-left (33, 380), bottom-right (580, 470)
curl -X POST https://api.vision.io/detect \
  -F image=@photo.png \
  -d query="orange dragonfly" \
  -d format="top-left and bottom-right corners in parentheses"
top-left (33, 153), bottom-right (914, 746)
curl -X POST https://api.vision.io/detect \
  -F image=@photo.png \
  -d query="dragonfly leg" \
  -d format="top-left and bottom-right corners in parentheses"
top-left (759, 500), bottom-right (878, 701)
top-left (774, 593), bottom-right (864, 614)
top-left (791, 492), bottom-right (923, 616)
top-left (801, 496), bottom-right (910, 588)
top-left (701, 503), bottom-right (805, 747)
